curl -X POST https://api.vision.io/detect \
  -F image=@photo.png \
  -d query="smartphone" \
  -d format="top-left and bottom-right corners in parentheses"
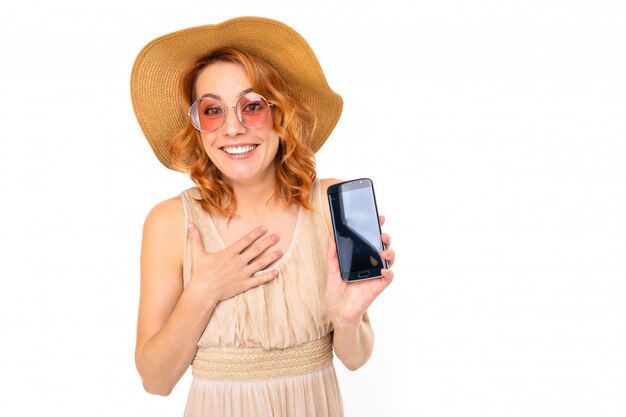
top-left (327, 178), bottom-right (387, 282)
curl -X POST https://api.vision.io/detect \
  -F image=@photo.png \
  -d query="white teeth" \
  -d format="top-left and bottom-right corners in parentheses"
top-left (222, 145), bottom-right (257, 155)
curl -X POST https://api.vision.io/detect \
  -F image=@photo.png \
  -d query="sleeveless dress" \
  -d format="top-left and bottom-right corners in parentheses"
top-left (180, 180), bottom-right (344, 417)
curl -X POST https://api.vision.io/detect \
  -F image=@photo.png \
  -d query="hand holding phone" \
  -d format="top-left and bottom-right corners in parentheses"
top-left (327, 178), bottom-right (387, 282)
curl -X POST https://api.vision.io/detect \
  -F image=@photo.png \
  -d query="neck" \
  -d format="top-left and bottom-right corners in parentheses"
top-left (226, 175), bottom-right (281, 216)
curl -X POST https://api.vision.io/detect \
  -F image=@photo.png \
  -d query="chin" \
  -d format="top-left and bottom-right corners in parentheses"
top-left (222, 168), bottom-right (275, 184)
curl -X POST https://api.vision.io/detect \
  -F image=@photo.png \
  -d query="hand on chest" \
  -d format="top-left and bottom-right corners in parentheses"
top-left (211, 205), bottom-right (300, 258)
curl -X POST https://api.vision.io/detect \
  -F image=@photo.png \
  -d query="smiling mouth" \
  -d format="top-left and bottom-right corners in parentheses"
top-left (221, 145), bottom-right (258, 156)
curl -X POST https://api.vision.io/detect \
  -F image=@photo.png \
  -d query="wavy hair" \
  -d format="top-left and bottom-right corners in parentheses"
top-left (170, 48), bottom-right (318, 218)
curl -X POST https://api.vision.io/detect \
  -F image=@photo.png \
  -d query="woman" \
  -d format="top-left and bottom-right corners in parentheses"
top-left (130, 16), bottom-right (395, 417)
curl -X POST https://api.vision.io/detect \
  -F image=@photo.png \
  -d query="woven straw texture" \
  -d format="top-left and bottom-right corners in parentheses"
top-left (130, 16), bottom-right (343, 171)
top-left (192, 334), bottom-right (333, 380)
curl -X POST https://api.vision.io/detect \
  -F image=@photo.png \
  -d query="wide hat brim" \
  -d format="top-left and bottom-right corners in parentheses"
top-left (130, 16), bottom-right (343, 171)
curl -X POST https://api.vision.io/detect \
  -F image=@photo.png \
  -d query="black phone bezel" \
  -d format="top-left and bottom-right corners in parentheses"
top-left (327, 178), bottom-right (387, 282)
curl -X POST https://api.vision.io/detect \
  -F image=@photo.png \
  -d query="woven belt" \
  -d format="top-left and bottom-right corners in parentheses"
top-left (191, 334), bottom-right (333, 380)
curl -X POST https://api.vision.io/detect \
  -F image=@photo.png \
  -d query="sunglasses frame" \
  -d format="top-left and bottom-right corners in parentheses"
top-left (188, 92), bottom-right (273, 133)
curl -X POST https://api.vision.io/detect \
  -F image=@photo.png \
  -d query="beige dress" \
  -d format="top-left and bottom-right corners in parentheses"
top-left (181, 180), bottom-right (344, 417)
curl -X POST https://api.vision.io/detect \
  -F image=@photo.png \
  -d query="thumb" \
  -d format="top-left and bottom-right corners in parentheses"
top-left (187, 222), bottom-right (205, 254)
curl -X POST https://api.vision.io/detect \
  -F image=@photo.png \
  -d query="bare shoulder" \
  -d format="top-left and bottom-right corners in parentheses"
top-left (144, 196), bottom-right (185, 233)
top-left (145, 195), bottom-right (184, 225)
top-left (319, 178), bottom-right (344, 194)
top-left (142, 195), bottom-right (186, 264)
top-left (318, 178), bottom-right (344, 233)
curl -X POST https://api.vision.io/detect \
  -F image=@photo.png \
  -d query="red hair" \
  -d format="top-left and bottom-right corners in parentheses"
top-left (170, 48), bottom-right (318, 218)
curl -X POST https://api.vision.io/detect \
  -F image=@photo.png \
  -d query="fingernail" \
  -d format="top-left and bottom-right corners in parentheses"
top-left (272, 270), bottom-right (279, 277)
top-left (187, 223), bottom-right (195, 232)
top-left (271, 234), bottom-right (279, 242)
top-left (259, 226), bottom-right (267, 233)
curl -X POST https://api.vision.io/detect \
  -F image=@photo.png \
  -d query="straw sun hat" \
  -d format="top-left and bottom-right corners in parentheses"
top-left (130, 16), bottom-right (343, 171)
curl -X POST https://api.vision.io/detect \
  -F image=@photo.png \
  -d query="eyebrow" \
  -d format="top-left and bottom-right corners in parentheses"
top-left (198, 88), bottom-right (254, 100)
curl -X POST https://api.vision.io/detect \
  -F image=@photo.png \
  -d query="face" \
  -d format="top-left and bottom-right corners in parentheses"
top-left (194, 62), bottom-right (280, 186)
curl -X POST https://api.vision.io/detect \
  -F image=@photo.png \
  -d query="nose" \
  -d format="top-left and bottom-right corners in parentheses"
top-left (221, 106), bottom-right (246, 137)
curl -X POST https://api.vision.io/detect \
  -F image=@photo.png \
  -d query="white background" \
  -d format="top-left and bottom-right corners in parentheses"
top-left (1, 0), bottom-right (625, 416)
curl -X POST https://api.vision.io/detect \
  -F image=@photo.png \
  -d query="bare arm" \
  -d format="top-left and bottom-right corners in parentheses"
top-left (330, 309), bottom-right (376, 371)
top-left (135, 197), bottom-right (211, 395)
top-left (320, 178), bottom-right (395, 371)
top-left (325, 235), bottom-right (393, 370)
top-left (135, 197), bottom-right (283, 395)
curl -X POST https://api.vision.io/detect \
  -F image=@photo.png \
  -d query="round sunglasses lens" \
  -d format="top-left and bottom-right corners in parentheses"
top-left (237, 93), bottom-right (270, 128)
top-left (192, 99), bottom-right (224, 132)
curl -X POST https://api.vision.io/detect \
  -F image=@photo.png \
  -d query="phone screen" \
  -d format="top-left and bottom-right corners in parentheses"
top-left (328, 178), bottom-right (387, 281)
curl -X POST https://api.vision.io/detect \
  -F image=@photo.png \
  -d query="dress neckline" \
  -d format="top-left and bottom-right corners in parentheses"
top-left (205, 201), bottom-right (304, 273)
